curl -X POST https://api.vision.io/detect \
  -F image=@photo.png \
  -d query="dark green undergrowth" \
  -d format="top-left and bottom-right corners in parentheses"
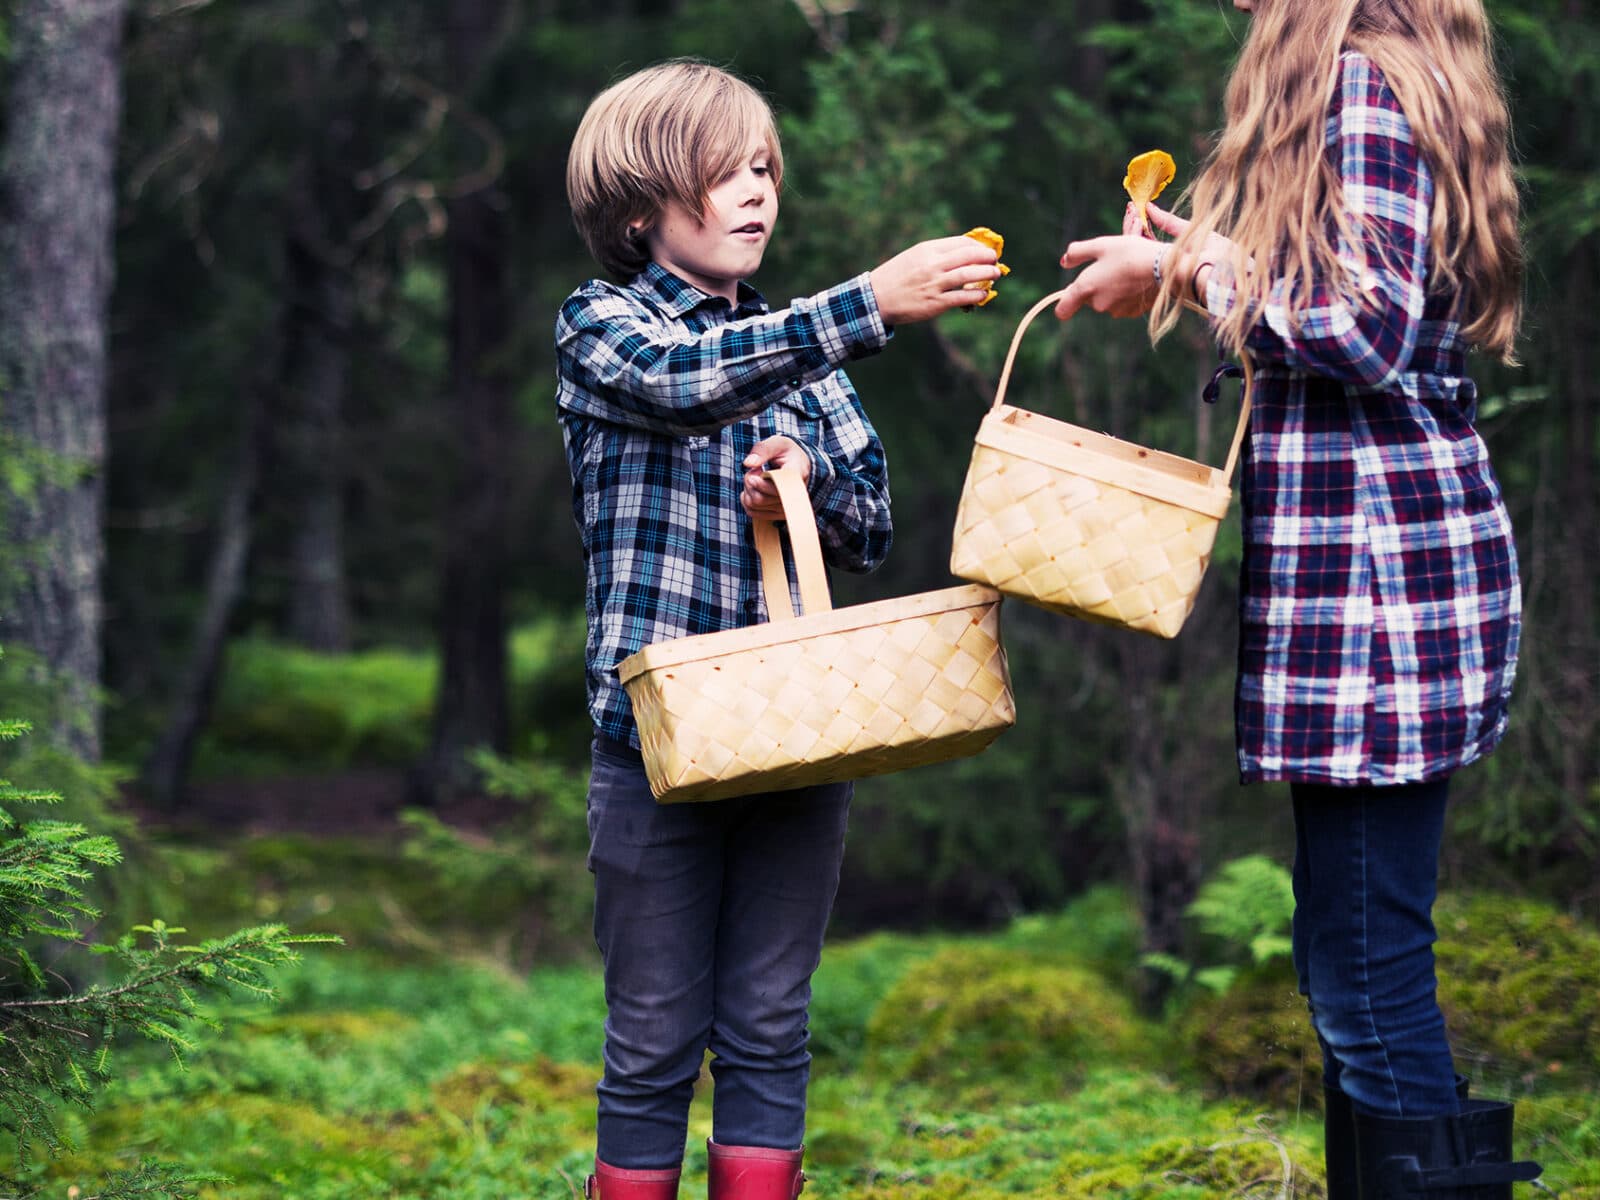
top-left (111, 615), bottom-right (593, 779)
top-left (136, 828), bottom-right (595, 965)
top-left (13, 883), bottom-right (1599, 1198)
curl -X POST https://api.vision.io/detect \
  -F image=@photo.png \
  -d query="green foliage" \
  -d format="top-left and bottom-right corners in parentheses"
top-left (996, 884), bottom-right (1145, 984)
top-left (864, 945), bottom-right (1141, 1097)
top-left (1434, 891), bottom-right (1600, 1085)
top-left (187, 613), bottom-right (587, 777)
top-left (807, 931), bottom-right (945, 1063)
top-left (774, 24), bottom-right (1010, 277)
top-left (398, 747), bottom-right (593, 964)
top-left (0, 694), bottom-right (338, 1196)
top-left (19, 885), bottom-right (1600, 1197)
top-left (137, 827), bottom-right (595, 968)
top-left (1173, 965), bottom-right (1322, 1108)
top-left (194, 636), bottom-right (438, 774)
top-left (1143, 855), bottom-right (1296, 997)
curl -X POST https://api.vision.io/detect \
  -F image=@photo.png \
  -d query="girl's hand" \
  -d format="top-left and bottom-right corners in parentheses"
top-left (1058, 204), bottom-right (1241, 320)
top-left (1054, 235), bottom-right (1165, 321)
top-left (741, 436), bottom-right (811, 518)
top-left (1142, 201), bottom-right (1235, 260)
top-left (868, 236), bottom-right (1003, 326)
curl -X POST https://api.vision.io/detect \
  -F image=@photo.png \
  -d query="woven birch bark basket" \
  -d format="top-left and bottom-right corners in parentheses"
top-left (619, 467), bottom-right (1016, 804)
top-left (950, 288), bottom-right (1252, 639)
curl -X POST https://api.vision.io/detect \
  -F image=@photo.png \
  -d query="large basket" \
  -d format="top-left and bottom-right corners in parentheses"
top-left (950, 288), bottom-right (1251, 639)
top-left (619, 467), bottom-right (1016, 803)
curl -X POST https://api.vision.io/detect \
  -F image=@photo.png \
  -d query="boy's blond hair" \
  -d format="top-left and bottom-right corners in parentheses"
top-left (566, 59), bottom-right (784, 281)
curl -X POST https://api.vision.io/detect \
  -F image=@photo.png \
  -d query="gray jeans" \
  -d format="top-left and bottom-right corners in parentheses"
top-left (586, 740), bottom-right (851, 1168)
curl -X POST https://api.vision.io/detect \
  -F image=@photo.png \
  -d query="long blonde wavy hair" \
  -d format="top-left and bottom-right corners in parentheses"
top-left (1150, 0), bottom-right (1522, 363)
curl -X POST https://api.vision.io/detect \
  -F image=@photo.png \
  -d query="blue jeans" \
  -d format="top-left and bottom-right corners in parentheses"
top-left (586, 741), bottom-right (851, 1169)
top-left (1291, 778), bottom-right (1460, 1118)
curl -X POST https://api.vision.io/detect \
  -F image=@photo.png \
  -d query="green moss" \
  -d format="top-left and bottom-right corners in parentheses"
top-left (810, 930), bottom-right (947, 1063)
top-left (865, 946), bottom-right (1137, 1098)
top-left (1434, 892), bottom-right (1600, 1084)
top-left (1053, 1129), bottom-right (1314, 1198)
top-left (428, 1056), bottom-right (597, 1119)
top-left (1175, 966), bottom-right (1323, 1107)
top-left (238, 1008), bottom-right (416, 1048)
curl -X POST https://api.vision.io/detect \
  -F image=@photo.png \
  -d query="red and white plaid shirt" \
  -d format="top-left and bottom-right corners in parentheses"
top-left (1206, 51), bottom-right (1521, 785)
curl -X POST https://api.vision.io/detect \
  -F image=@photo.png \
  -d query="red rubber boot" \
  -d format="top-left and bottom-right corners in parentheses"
top-left (705, 1141), bottom-right (805, 1199)
top-left (584, 1159), bottom-right (681, 1199)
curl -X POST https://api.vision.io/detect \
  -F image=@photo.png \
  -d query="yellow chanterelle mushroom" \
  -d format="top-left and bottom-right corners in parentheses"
top-left (961, 226), bottom-right (1011, 308)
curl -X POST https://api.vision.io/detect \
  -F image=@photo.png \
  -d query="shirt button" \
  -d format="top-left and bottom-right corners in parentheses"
top-left (787, 377), bottom-right (800, 389)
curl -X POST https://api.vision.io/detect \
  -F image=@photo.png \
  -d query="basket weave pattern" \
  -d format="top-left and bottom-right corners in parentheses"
top-left (951, 443), bottom-right (1221, 639)
top-left (620, 466), bottom-right (1015, 804)
top-left (628, 600), bottom-right (1012, 803)
top-left (948, 288), bottom-right (1249, 641)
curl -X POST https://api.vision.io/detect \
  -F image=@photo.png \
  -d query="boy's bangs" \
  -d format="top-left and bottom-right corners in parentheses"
top-left (691, 88), bottom-right (782, 200)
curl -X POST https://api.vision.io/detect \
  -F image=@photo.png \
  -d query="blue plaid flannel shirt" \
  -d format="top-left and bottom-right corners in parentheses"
top-left (556, 262), bottom-right (894, 748)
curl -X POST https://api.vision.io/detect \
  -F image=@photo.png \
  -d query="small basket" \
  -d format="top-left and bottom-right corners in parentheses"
top-left (619, 467), bottom-right (1016, 803)
top-left (949, 288), bottom-right (1251, 639)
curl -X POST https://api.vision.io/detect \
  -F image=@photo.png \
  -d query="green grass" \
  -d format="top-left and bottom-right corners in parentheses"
top-left (16, 884), bottom-right (1599, 1199)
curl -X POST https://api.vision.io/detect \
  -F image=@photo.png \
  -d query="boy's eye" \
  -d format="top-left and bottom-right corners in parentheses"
top-left (752, 164), bottom-right (770, 177)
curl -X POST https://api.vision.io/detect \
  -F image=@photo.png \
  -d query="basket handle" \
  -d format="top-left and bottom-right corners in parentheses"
top-left (991, 287), bottom-right (1254, 485)
top-left (751, 466), bottom-right (833, 621)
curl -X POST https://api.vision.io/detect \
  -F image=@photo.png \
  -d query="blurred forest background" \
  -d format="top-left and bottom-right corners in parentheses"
top-left (0, 0), bottom-right (1596, 1195)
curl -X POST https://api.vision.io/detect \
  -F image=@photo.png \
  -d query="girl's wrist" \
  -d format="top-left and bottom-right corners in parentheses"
top-left (1191, 260), bottom-right (1215, 305)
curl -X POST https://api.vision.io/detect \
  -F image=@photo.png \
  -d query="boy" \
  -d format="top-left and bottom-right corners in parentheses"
top-left (558, 58), bottom-right (1001, 1200)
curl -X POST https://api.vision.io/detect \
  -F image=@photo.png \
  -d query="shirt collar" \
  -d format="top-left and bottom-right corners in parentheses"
top-left (630, 261), bottom-right (768, 319)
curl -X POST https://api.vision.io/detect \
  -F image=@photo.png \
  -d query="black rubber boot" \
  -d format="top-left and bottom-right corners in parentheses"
top-left (1354, 1098), bottom-right (1541, 1199)
top-left (1326, 1074), bottom-right (1469, 1200)
top-left (1324, 1083), bottom-right (1359, 1200)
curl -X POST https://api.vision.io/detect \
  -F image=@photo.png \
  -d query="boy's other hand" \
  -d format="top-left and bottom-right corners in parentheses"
top-left (869, 236), bottom-right (1003, 326)
top-left (741, 436), bottom-right (811, 519)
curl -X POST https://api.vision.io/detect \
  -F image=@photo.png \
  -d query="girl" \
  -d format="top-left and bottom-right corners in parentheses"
top-left (1054, 2), bottom-right (1540, 1196)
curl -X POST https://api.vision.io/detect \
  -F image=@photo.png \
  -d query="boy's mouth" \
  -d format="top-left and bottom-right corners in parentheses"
top-left (732, 222), bottom-right (766, 237)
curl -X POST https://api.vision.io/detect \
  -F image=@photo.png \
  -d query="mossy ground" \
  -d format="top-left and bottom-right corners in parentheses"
top-left (17, 866), bottom-right (1599, 1198)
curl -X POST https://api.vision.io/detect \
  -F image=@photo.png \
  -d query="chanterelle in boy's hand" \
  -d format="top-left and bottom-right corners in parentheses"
top-left (868, 235), bottom-right (1003, 326)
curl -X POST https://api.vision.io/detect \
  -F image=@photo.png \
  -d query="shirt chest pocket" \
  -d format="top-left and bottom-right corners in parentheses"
top-left (765, 390), bottom-right (825, 445)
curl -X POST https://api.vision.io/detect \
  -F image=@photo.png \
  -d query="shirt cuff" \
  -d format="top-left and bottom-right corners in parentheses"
top-left (1203, 260), bottom-right (1235, 317)
top-left (799, 440), bottom-right (837, 502)
top-left (806, 272), bottom-right (891, 365)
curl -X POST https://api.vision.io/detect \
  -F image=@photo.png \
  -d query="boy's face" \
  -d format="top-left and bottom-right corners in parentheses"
top-left (644, 138), bottom-right (777, 302)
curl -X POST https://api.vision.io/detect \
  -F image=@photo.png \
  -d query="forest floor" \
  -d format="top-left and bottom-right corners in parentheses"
top-left (127, 768), bottom-right (523, 838)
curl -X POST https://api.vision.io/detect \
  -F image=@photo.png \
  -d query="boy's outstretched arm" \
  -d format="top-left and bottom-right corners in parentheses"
top-left (556, 238), bottom-right (999, 438)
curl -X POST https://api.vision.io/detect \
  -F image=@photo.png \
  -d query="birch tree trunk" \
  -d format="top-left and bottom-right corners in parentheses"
top-left (0, 0), bottom-right (127, 762)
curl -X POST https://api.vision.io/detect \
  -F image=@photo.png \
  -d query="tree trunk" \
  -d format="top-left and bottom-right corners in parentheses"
top-left (278, 39), bottom-right (372, 653)
top-left (417, 0), bottom-right (514, 803)
top-left (0, 0), bottom-right (127, 762)
top-left (141, 344), bottom-right (272, 812)
top-left (1554, 235), bottom-right (1598, 837)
